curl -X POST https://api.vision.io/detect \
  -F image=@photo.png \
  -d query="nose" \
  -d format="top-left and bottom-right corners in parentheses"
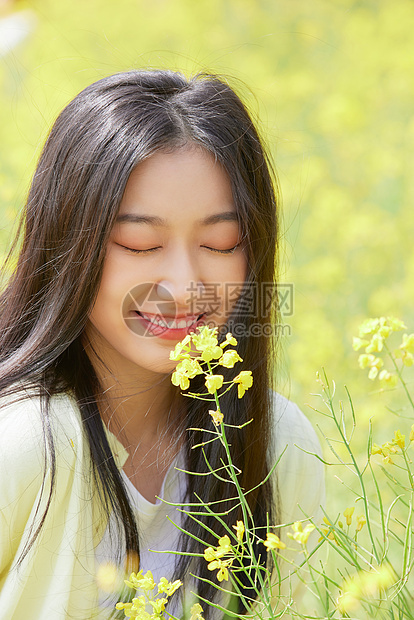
top-left (155, 248), bottom-right (205, 313)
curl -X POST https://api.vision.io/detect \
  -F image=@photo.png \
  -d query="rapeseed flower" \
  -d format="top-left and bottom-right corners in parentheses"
top-left (220, 333), bottom-right (238, 348)
top-left (171, 358), bottom-right (203, 390)
top-left (233, 520), bottom-right (245, 542)
top-left (192, 327), bottom-right (223, 362)
top-left (190, 603), bottom-right (205, 620)
top-left (287, 521), bottom-right (315, 545)
top-left (356, 515), bottom-right (366, 532)
top-left (393, 429), bottom-right (405, 449)
top-left (209, 409), bottom-right (223, 426)
top-left (205, 374), bottom-right (224, 394)
top-left (400, 333), bottom-right (414, 353)
top-left (337, 565), bottom-right (395, 614)
top-left (263, 532), bottom-right (286, 550)
top-left (343, 507), bottom-right (354, 526)
top-left (157, 577), bottom-right (182, 596)
top-left (204, 535), bottom-right (234, 581)
top-left (218, 349), bottom-right (243, 368)
top-left (232, 370), bottom-right (253, 398)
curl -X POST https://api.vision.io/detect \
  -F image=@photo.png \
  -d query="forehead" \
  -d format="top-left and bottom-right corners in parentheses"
top-left (117, 147), bottom-right (237, 223)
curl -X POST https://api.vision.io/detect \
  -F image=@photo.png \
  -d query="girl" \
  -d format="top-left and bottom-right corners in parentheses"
top-left (0, 70), bottom-right (324, 619)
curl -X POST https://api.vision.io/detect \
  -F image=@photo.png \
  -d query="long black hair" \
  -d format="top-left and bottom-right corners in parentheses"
top-left (0, 70), bottom-right (280, 616)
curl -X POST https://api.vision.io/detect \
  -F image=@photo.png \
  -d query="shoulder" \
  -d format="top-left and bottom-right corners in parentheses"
top-left (0, 388), bottom-right (85, 502)
top-left (270, 391), bottom-right (322, 458)
top-left (269, 391), bottom-right (325, 522)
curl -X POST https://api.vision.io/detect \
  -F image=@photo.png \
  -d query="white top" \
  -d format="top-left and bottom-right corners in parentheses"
top-left (96, 392), bottom-right (325, 616)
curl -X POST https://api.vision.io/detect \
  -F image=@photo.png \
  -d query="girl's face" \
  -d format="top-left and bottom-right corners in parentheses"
top-left (86, 147), bottom-right (247, 379)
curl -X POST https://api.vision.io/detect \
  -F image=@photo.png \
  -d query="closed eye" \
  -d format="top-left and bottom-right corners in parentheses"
top-left (116, 243), bottom-right (161, 254)
top-left (201, 243), bottom-right (240, 255)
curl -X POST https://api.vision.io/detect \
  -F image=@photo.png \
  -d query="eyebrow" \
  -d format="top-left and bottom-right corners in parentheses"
top-left (116, 211), bottom-right (238, 226)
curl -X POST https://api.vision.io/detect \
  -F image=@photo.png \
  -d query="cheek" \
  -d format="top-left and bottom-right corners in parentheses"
top-left (90, 258), bottom-right (135, 326)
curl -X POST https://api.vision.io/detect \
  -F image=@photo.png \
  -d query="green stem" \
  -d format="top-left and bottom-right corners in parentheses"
top-left (205, 361), bottom-right (272, 613)
top-left (384, 342), bottom-right (414, 412)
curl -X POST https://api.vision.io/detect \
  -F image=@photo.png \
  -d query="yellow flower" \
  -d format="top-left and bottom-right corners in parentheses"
top-left (400, 333), bottom-right (414, 353)
top-left (378, 370), bottom-right (398, 387)
top-left (204, 535), bottom-right (232, 562)
top-left (336, 565), bottom-right (395, 615)
top-left (169, 335), bottom-right (192, 361)
top-left (171, 370), bottom-right (189, 391)
top-left (343, 507), bottom-right (354, 526)
top-left (149, 598), bottom-right (168, 614)
top-left (214, 560), bottom-right (232, 581)
top-left (218, 349), bottom-right (243, 368)
top-left (157, 577), bottom-right (182, 596)
top-left (287, 521), bottom-right (315, 545)
top-left (409, 424), bottom-right (414, 442)
top-left (402, 351), bottom-right (414, 367)
top-left (356, 515), bottom-right (366, 532)
top-left (190, 603), bottom-right (205, 620)
top-left (203, 535), bottom-right (234, 581)
top-left (365, 333), bottom-right (384, 353)
top-left (263, 532), bottom-right (286, 550)
top-left (387, 317), bottom-right (406, 332)
top-left (117, 595), bottom-right (148, 618)
top-left (381, 441), bottom-right (398, 457)
top-left (204, 551), bottom-right (233, 582)
top-left (115, 601), bottom-right (135, 616)
top-left (220, 333), bottom-right (238, 348)
top-left (124, 570), bottom-right (155, 592)
top-left (233, 520), bottom-right (245, 542)
top-left (205, 374), bottom-right (224, 394)
top-left (96, 562), bottom-right (122, 592)
top-left (393, 429), bottom-right (405, 449)
top-left (352, 337), bottom-right (369, 351)
top-left (192, 326), bottom-right (223, 362)
top-left (337, 591), bottom-right (360, 614)
top-left (232, 370), bottom-right (253, 398)
top-left (358, 353), bottom-right (384, 378)
top-left (371, 443), bottom-right (383, 455)
top-left (171, 358), bottom-right (203, 390)
top-left (216, 535), bottom-right (232, 555)
top-left (358, 318), bottom-right (382, 338)
top-left (209, 409), bottom-right (223, 426)
top-left (358, 317), bottom-right (405, 340)
top-left (368, 357), bottom-right (384, 380)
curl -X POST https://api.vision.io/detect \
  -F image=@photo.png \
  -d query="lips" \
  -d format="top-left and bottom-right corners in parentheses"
top-left (137, 312), bottom-right (202, 330)
top-left (133, 311), bottom-right (206, 339)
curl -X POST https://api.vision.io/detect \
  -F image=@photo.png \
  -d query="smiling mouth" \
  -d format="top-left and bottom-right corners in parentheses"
top-left (135, 311), bottom-right (205, 331)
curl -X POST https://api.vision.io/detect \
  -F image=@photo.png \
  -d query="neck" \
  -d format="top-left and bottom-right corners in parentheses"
top-left (83, 326), bottom-right (182, 447)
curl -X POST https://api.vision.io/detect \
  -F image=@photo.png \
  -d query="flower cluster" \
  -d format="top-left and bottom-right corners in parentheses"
top-left (319, 511), bottom-right (366, 545)
top-left (353, 316), bottom-right (414, 385)
top-left (264, 521), bottom-right (315, 551)
top-left (202, 521), bottom-right (246, 582)
top-left (336, 564), bottom-right (395, 614)
top-left (115, 570), bottom-right (182, 619)
top-left (371, 428), bottom-right (414, 465)
top-left (203, 535), bottom-right (235, 582)
top-left (263, 532), bottom-right (286, 551)
top-left (170, 326), bottom-right (253, 404)
top-left (287, 521), bottom-right (316, 546)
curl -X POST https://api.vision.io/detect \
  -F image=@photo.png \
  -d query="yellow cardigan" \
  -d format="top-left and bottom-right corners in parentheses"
top-left (0, 388), bottom-right (325, 619)
top-left (0, 388), bottom-right (129, 619)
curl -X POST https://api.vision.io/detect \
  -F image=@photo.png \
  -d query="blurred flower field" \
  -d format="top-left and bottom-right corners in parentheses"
top-left (1, 1), bottom-right (414, 614)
